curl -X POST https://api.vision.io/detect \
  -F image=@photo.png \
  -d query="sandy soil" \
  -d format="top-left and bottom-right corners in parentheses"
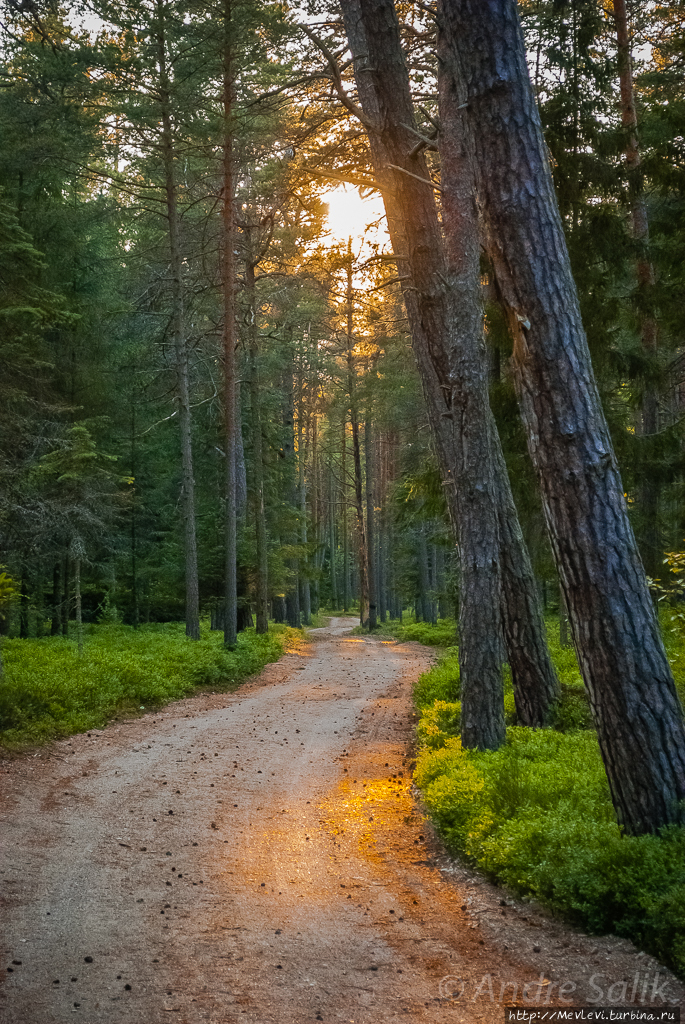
top-left (1, 616), bottom-right (683, 1024)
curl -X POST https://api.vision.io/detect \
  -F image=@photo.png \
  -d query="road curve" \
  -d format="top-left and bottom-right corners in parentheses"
top-left (1, 617), bottom-right (682, 1023)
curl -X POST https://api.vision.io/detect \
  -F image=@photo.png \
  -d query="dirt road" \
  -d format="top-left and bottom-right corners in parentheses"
top-left (1, 617), bottom-right (683, 1023)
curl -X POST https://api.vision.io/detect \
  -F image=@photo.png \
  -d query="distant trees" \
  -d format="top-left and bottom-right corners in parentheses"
top-left (1, 0), bottom-right (685, 831)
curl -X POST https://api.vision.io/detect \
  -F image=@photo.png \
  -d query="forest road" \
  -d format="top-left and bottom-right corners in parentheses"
top-left (1, 617), bottom-right (683, 1024)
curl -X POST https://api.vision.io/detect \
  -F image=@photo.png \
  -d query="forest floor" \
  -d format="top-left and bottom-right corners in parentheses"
top-left (1, 616), bottom-right (683, 1024)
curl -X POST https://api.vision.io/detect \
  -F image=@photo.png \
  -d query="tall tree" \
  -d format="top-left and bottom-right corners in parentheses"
top-left (442, 0), bottom-right (685, 833)
top-left (155, 0), bottom-right (201, 639)
top-left (221, 0), bottom-right (238, 647)
top-left (336, 0), bottom-right (558, 743)
top-left (612, 0), bottom-right (660, 577)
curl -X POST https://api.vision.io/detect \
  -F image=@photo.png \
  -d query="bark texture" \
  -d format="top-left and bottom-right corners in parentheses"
top-left (365, 417), bottom-right (378, 630)
top-left (613, 0), bottom-right (660, 577)
top-left (341, 0), bottom-right (558, 742)
top-left (222, 1), bottom-right (238, 648)
top-left (345, 245), bottom-right (368, 627)
top-left (158, 3), bottom-right (200, 641)
top-left (443, 0), bottom-right (685, 832)
top-left (245, 258), bottom-right (269, 634)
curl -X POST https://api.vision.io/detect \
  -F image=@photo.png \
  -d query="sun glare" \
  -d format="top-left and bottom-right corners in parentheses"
top-left (325, 185), bottom-right (386, 245)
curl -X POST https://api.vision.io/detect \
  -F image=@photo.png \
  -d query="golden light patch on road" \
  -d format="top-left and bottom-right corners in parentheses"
top-left (317, 776), bottom-right (414, 862)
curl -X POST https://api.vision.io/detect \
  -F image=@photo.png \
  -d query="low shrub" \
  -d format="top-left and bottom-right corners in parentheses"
top-left (413, 647), bottom-right (459, 708)
top-left (390, 618), bottom-right (458, 648)
top-left (411, 616), bottom-right (685, 978)
top-left (0, 622), bottom-right (290, 747)
top-left (414, 728), bottom-right (685, 976)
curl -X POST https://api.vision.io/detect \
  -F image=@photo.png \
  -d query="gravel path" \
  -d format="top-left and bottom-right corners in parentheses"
top-left (1, 617), bottom-right (683, 1023)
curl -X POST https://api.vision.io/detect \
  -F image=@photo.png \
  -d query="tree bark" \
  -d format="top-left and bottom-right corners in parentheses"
top-left (130, 400), bottom-right (139, 630)
top-left (342, 416), bottom-right (350, 612)
top-left (612, 0), bottom-right (660, 577)
top-left (365, 416), bottom-right (377, 630)
top-left (297, 339), bottom-right (312, 626)
top-left (245, 254), bottom-right (269, 634)
top-left (222, 0), bottom-right (238, 648)
top-left (345, 242), bottom-right (368, 626)
top-left (444, 0), bottom-right (685, 832)
top-left (74, 556), bottom-right (83, 656)
top-left (61, 550), bottom-right (70, 637)
top-left (283, 344), bottom-right (300, 629)
top-left (51, 563), bottom-right (61, 636)
top-left (341, 0), bottom-right (557, 742)
top-left (438, 25), bottom-right (505, 743)
top-left (329, 460), bottom-right (338, 609)
top-left (157, 0), bottom-right (200, 641)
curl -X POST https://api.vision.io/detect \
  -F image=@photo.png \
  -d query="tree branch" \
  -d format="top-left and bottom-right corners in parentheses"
top-left (298, 22), bottom-right (372, 128)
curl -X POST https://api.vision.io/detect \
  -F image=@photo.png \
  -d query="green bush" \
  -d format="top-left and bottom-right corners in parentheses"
top-left (414, 724), bottom-right (685, 977)
top-left (391, 618), bottom-right (458, 647)
top-left (413, 647), bottom-right (460, 708)
top-left (411, 617), bottom-right (685, 978)
top-left (0, 622), bottom-right (290, 747)
top-left (413, 648), bottom-right (516, 724)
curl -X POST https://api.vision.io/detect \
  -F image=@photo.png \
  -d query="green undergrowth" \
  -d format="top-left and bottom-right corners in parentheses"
top-left (411, 619), bottom-right (685, 979)
top-left (351, 615), bottom-right (458, 647)
top-left (0, 621), bottom-right (293, 748)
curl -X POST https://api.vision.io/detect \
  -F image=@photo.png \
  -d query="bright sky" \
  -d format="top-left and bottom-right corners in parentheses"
top-left (324, 185), bottom-right (387, 247)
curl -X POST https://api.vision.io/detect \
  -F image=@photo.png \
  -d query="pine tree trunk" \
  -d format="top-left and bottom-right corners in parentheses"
top-left (157, 0), bottom-right (200, 641)
top-left (342, 418), bottom-right (350, 612)
top-left (613, 0), bottom-right (660, 577)
top-left (297, 340), bottom-right (311, 626)
top-left (341, 0), bottom-right (556, 739)
top-left (417, 528), bottom-right (432, 626)
top-left (378, 445), bottom-right (387, 624)
top-left (61, 551), bottom-right (70, 637)
top-left (19, 569), bottom-right (28, 639)
top-left (439, 30), bottom-right (505, 743)
top-left (329, 461), bottom-right (338, 610)
top-left (345, 245), bottom-right (368, 626)
top-left (493, 438), bottom-right (561, 723)
top-left (51, 563), bottom-right (61, 636)
top-left (444, 0), bottom-right (685, 833)
top-left (130, 401), bottom-right (140, 630)
top-left (246, 256), bottom-right (268, 634)
top-left (365, 417), bottom-right (377, 630)
top-left (559, 585), bottom-right (571, 649)
top-left (222, 0), bottom-right (238, 648)
top-left (74, 556), bottom-right (83, 657)
top-left (284, 345), bottom-right (300, 629)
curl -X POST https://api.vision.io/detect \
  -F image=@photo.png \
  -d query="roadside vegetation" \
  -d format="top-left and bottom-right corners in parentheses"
top-left (409, 614), bottom-right (685, 980)
top-left (0, 622), bottom-right (294, 749)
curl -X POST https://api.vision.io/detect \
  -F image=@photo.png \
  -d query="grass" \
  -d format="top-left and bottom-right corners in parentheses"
top-left (0, 620), bottom-right (296, 748)
top-left (410, 614), bottom-right (685, 979)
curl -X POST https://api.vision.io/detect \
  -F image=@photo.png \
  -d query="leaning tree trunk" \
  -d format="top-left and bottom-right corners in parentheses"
top-left (221, 0), bottom-right (238, 648)
top-left (439, 6), bottom-right (559, 727)
top-left (157, 0), bottom-right (200, 641)
top-left (443, 0), bottom-right (685, 833)
top-left (340, 0), bottom-right (558, 743)
top-left (613, 0), bottom-right (660, 577)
